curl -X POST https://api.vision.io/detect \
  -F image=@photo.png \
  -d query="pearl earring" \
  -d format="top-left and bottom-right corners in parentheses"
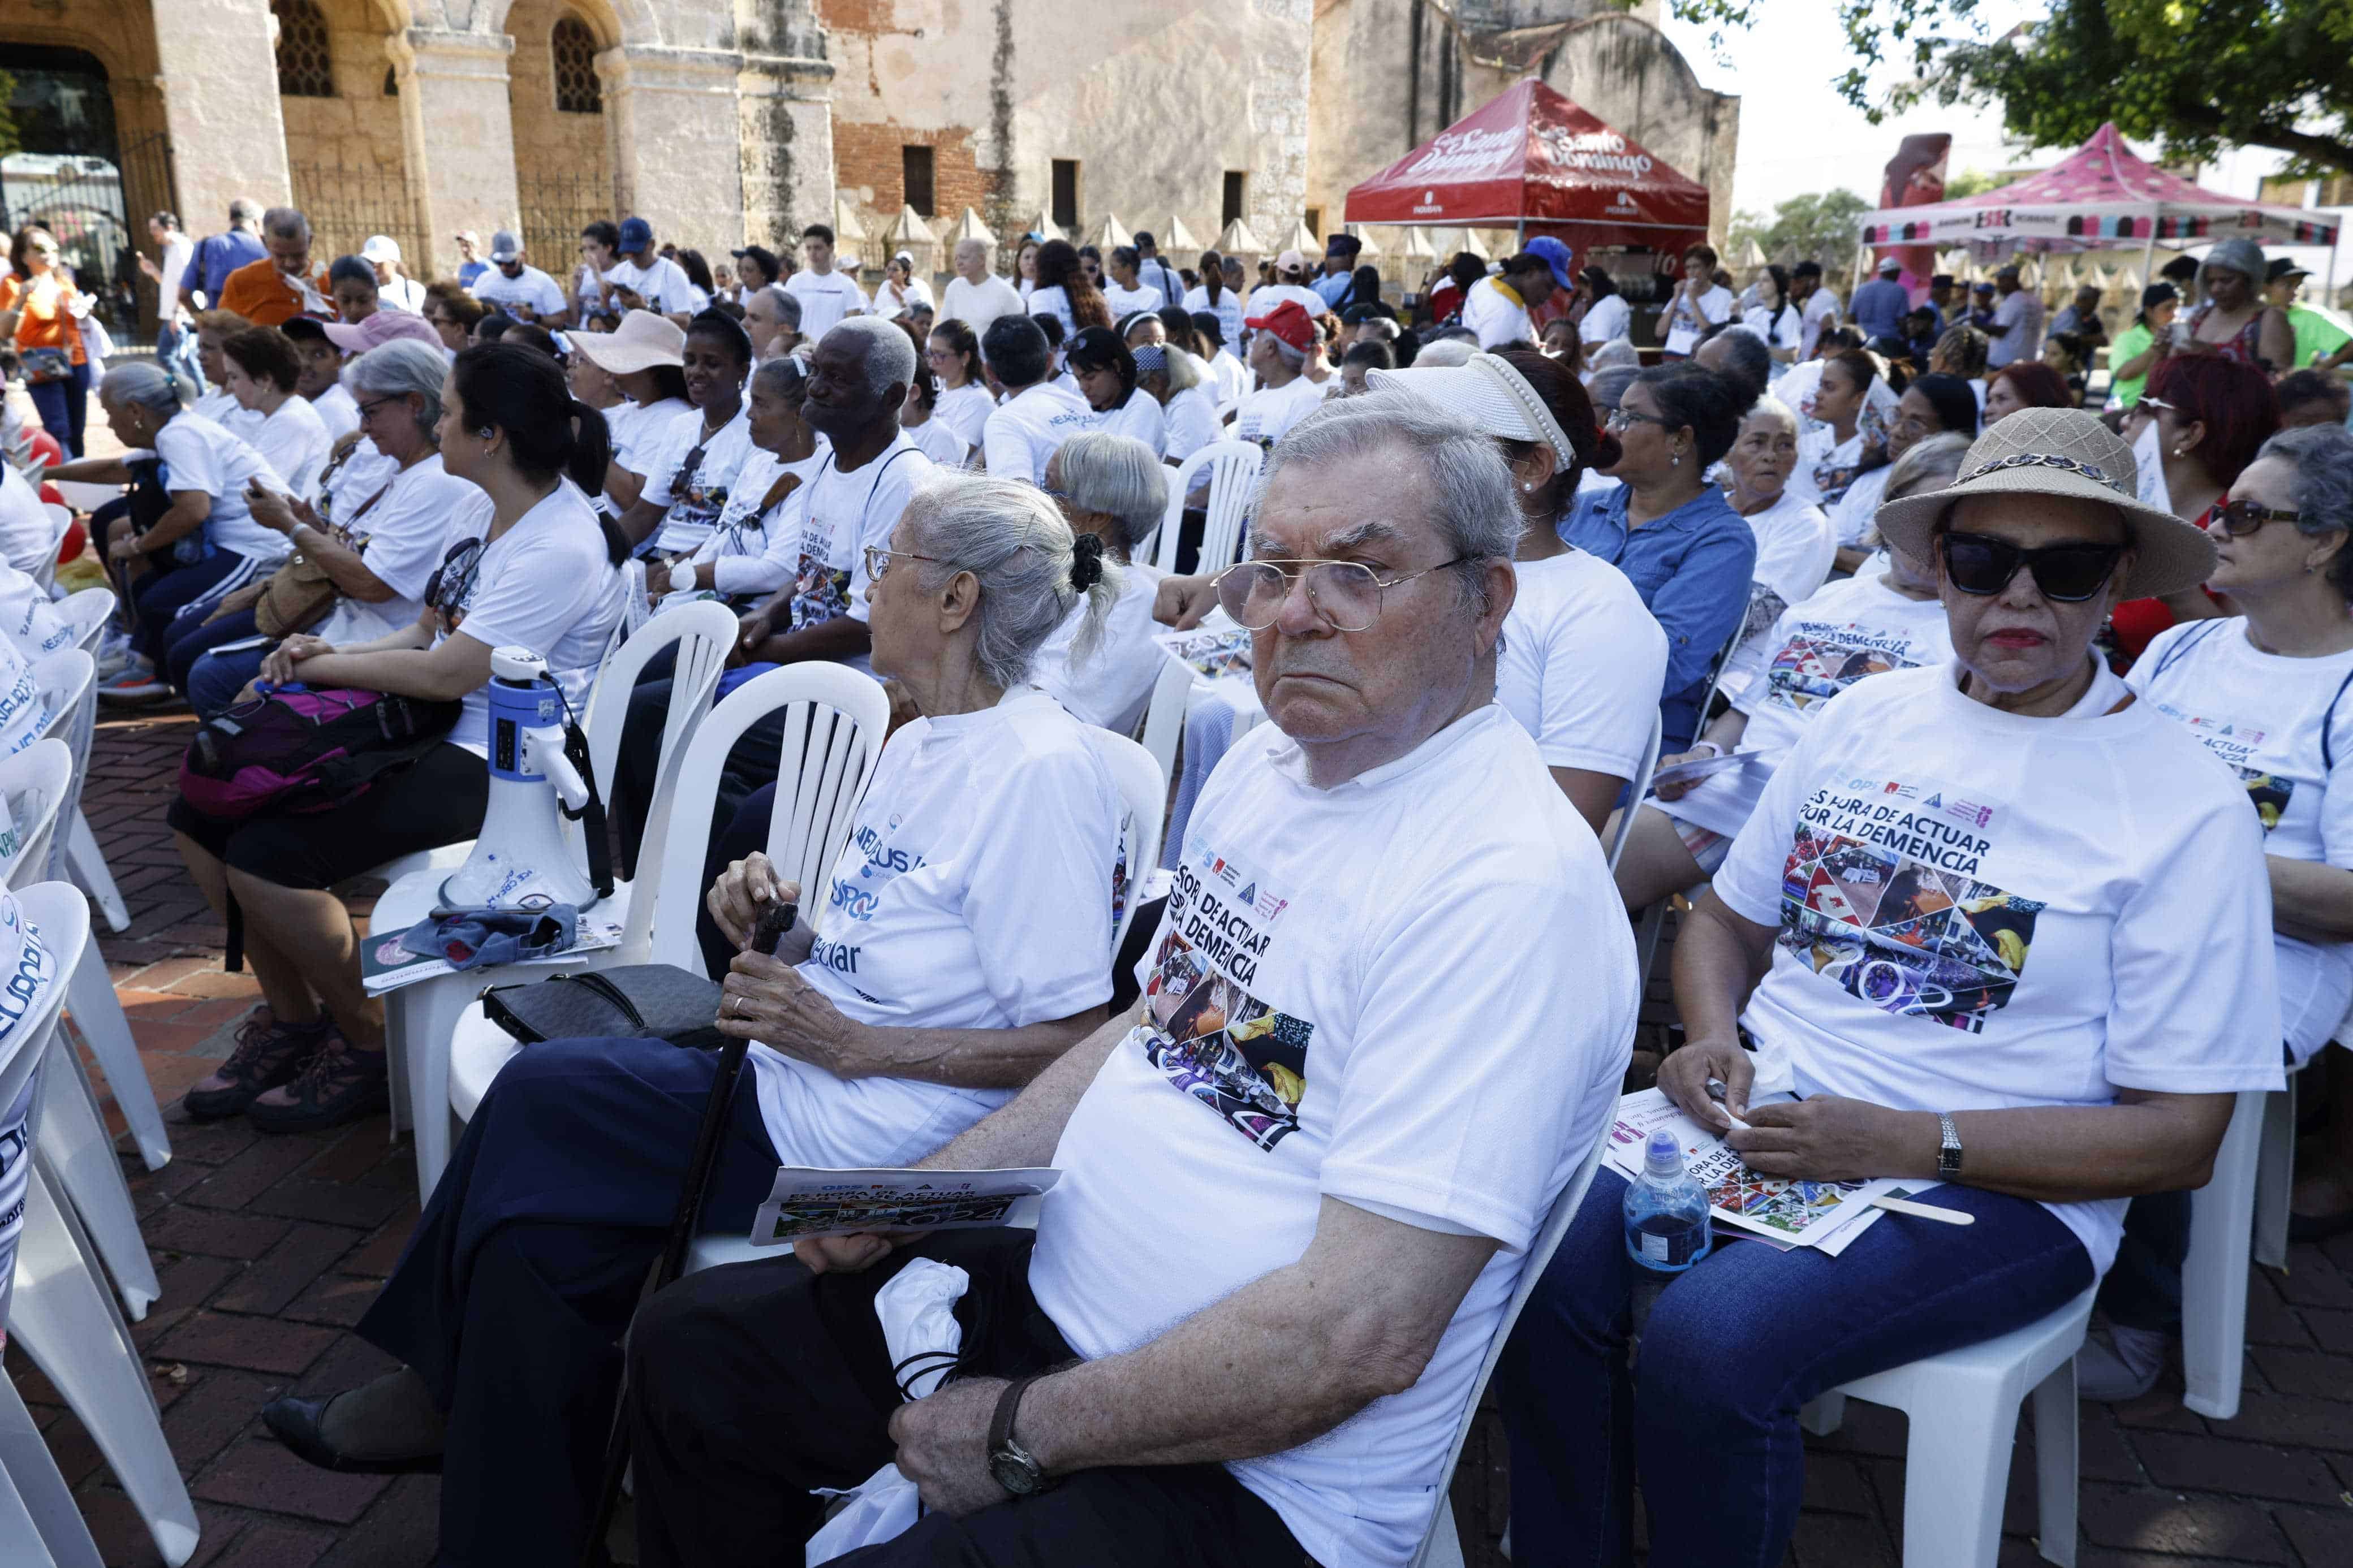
top-left (2171, 446), bottom-right (2186, 459)
top-left (1671, 452), bottom-right (1682, 468)
top-left (1522, 482), bottom-right (1533, 492)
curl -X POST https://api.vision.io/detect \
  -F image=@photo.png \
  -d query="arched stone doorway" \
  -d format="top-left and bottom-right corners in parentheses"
top-left (505, 0), bottom-right (617, 278)
top-left (275, 0), bottom-right (427, 280)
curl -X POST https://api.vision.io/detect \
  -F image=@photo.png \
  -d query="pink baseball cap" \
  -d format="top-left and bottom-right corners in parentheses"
top-left (323, 309), bottom-right (445, 355)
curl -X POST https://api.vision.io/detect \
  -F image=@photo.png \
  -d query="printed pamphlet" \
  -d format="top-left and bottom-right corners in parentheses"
top-left (1645, 750), bottom-right (1756, 794)
top-left (749, 1166), bottom-right (1062, 1247)
top-left (1154, 625), bottom-right (1253, 680)
top-left (1605, 1088), bottom-right (1910, 1252)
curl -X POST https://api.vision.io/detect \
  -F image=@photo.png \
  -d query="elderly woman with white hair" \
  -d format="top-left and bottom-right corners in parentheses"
top-left (264, 470), bottom-right (1127, 1567)
top-left (1034, 430), bottom-right (1169, 731)
top-left (174, 339), bottom-right (494, 717)
top-left (1505, 409), bottom-right (2285, 1567)
top-left (49, 360), bottom-right (294, 701)
top-left (1715, 394), bottom-right (1835, 699)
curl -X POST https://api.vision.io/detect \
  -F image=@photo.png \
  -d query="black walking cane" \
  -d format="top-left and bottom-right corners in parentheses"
top-left (581, 897), bottom-right (798, 1568)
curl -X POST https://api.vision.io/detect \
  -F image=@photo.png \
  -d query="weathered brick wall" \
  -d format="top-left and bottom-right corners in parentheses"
top-left (274, 0), bottom-right (407, 175)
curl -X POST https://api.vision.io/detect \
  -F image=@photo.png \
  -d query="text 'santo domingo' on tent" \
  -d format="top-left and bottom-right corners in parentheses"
top-left (1342, 77), bottom-right (1711, 259)
top-left (1861, 122), bottom-right (2339, 256)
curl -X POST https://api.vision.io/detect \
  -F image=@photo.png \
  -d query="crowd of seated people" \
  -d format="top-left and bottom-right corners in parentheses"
top-left (32, 203), bottom-right (2351, 1565)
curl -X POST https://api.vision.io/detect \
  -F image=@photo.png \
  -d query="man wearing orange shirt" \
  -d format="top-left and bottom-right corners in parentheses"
top-left (218, 206), bottom-right (333, 326)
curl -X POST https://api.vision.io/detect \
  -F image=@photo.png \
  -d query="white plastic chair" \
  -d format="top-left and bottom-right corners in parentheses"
top-left (35, 503), bottom-right (70, 594)
top-left (445, 663), bottom-right (894, 1129)
top-left (1148, 439), bottom-right (1262, 574)
top-left (55, 588), bottom-right (130, 936)
top-left (1093, 731), bottom-right (1166, 960)
top-left (2254, 996), bottom-right (2351, 1271)
top-left (373, 604), bottom-right (742, 1199)
top-left (1797, 1287), bottom-right (2097, 1568)
top-left (5, 880), bottom-right (201, 1566)
top-left (2180, 1087), bottom-right (2265, 1420)
top-left (1411, 1102), bottom-right (1620, 1568)
top-left (48, 480), bottom-right (122, 515)
top-left (1136, 656), bottom-right (1194, 789)
top-left (1605, 714), bottom-right (1664, 876)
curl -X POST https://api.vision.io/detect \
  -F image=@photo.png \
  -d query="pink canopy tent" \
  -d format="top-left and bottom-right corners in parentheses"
top-left (1860, 122), bottom-right (2338, 259)
top-left (1343, 79), bottom-right (1710, 257)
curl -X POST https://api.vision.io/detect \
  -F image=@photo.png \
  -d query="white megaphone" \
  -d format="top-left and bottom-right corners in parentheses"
top-left (438, 647), bottom-right (603, 912)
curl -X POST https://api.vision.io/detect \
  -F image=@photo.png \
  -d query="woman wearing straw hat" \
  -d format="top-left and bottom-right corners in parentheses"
top-left (1502, 407), bottom-right (2285, 1568)
top-left (564, 308), bottom-right (689, 515)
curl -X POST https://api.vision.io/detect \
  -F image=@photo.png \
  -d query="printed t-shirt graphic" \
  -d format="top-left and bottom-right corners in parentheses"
top-left (1766, 627), bottom-right (1923, 714)
top-left (1138, 844), bottom-right (1313, 1151)
top-left (1777, 776), bottom-right (2042, 1033)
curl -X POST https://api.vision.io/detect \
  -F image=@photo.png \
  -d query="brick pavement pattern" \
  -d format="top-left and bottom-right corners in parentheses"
top-left (8, 711), bottom-right (2353, 1565)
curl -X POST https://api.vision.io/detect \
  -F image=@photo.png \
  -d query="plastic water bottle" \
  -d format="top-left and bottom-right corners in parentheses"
top-left (1623, 1129), bottom-right (1710, 1275)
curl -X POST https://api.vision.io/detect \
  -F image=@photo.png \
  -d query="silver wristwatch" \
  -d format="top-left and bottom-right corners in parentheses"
top-left (1936, 1112), bottom-right (1964, 1178)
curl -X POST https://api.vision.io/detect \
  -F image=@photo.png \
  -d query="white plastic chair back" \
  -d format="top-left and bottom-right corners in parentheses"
top-left (1092, 731), bottom-right (1167, 958)
top-left (1150, 439), bottom-right (1262, 574)
top-left (650, 663), bottom-right (892, 975)
top-left (1408, 1103), bottom-right (1618, 1568)
top-left (49, 480), bottom-right (120, 515)
top-left (1136, 657), bottom-right (1193, 788)
top-left (29, 649), bottom-right (91, 764)
top-left (615, 556), bottom-right (652, 645)
top-left (1696, 587), bottom-right (1767, 720)
top-left (35, 504), bottom-right (69, 593)
top-left (0, 741), bottom-right (74, 892)
top-left (58, 588), bottom-right (113, 651)
top-left (1605, 714), bottom-right (1664, 875)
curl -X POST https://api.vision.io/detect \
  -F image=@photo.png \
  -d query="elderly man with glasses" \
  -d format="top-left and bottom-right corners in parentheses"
top-left (617, 392), bottom-right (1639, 1568)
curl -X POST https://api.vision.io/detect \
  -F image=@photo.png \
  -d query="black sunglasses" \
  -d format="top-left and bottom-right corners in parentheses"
top-left (2213, 498), bottom-right (2302, 537)
top-left (1939, 530), bottom-right (2122, 603)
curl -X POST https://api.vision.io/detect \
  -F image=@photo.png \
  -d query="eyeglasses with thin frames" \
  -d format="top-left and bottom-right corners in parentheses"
top-left (1212, 556), bottom-right (1474, 633)
top-left (1604, 408), bottom-right (1675, 434)
top-left (863, 545), bottom-right (943, 583)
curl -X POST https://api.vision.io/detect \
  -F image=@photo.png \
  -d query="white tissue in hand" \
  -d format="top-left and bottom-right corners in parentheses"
top-left (805, 1260), bottom-right (972, 1566)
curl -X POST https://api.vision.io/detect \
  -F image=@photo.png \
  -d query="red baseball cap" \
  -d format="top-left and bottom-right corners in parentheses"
top-left (1244, 300), bottom-right (1315, 353)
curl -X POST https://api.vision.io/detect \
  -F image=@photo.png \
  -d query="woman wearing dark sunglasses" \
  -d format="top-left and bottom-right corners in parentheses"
top-left (1545, 407), bottom-right (2283, 1567)
top-left (2093, 425), bottom-right (2353, 1399)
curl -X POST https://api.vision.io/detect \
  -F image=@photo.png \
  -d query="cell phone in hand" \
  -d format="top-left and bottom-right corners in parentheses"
top-left (750, 899), bottom-right (799, 956)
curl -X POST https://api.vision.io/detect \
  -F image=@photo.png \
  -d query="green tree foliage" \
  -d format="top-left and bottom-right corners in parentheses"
top-left (1727, 189), bottom-right (1872, 269)
top-left (1944, 167), bottom-right (2003, 199)
top-left (1650, 0), bottom-right (2353, 178)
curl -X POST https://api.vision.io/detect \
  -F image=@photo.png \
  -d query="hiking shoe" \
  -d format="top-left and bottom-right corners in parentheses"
top-left (182, 1007), bottom-right (334, 1121)
top-left (94, 628), bottom-right (133, 680)
top-left (245, 1025), bottom-right (390, 1133)
top-left (97, 659), bottom-right (167, 705)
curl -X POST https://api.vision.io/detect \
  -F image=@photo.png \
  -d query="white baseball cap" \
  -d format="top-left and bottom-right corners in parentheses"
top-left (361, 235), bottom-right (402, 265)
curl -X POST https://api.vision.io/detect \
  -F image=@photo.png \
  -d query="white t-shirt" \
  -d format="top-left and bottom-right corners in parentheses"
top-left (780, 437), bottom-right (934, 673)
top-left (1026, 284), bottom-right (1078, 338)
top-left (319, 439), bottom-right (399, 532)
top-left (1716, 490), bottom-right (1839, 699)
top-left (1162, 383), bottom-right (1222, 463)
top-left (1825, 463), bottom-right (1894, 550)
top-left (1713, 658), bottom-right (2285, 1275)
top-left (1031, 705), bottom-right (1636, 1568)
top-left (940, 275), bottom-right (1025, 341)
top-left (749, 685), bottom-right (1121, 1165)
top-left (1206, 347), bottom-right (1251, 408)
top-left (377, 275), bottom-right (428, 315)
top-left (245, 396), bottom-right (333, 502)
top-left (1662, 284), bottom-right (1735, 356)
top-left (439, 481), bottom-right (625, 755)
top-left (786, 269), bottom-right (870, 342)
top-left (310, 383), bottom-right (360, 442)
top-left (159, 233), bottom-right (195, 319)
top-left (904, 414), bottom-right (969, 469)
top-left (154, 413), bottom-right (291, 560)
top-left (933, 383), bottom-right (994, 450)
top-left (317, 453), bottom-right (493, 645)
top-left (982, 382), bottom-right (1099, 486)
top-left (1744, 302), bottom-right (1804, 357)
top-left (1498, 549), bottom-right (1666, 779)
top-left (1246, 283), bottom-right (1327, 321)
top-left (1231, 375), bottom-right (1324, 452)
top-left (1101, 280), bottom-right (1164, 321)
top-left (1799, 289), bottom-right (1842, 360)
top-left (1664, 571), bottom-right (1952, 840)
top-left (639, 406), bottom-right (759, 554)
top-left (1789, 427), bottom-right (1871, 509)
top-left (602, 255), bottom-right (701, 316)
top-left (606, 396), bottom-right (692, 482)
top-left (1032, 560), bottom-right (1166, 733)
top-left (1100, 387), bottom-right (1165, 457)
top-left (875, 278), bottom-right (935, 318)
top-left (2129, 619), bottom-right (2353, 1063)
top-left (469, 264), bottom-right (567, 320)
top-left (1579, 293), bottom-right (1632, 345)
top-left (1461, 278), bottom-right (1534, 349)
top-left (192, 388), bottom-right (240, 427)
top-left (685, 442), bottom-right (830, 600)
top-left (1183, 285), bottom-right (1246, 353)
top-left (0, 466), bottom-right (53, 578)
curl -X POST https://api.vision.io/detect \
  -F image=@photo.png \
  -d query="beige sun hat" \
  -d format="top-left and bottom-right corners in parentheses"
top-left (1874, 406), bottom-right (2216, 600)
top-left (1366, 352), bottom-right (1583, 472)
top-left (564, 309), bottom-right (687, 374)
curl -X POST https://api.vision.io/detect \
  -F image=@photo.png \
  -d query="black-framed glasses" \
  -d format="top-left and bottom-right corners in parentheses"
top-left (2213, 498), bottom-right (2303, 537)
top-left (863, 545), bottom-right (942, 583)
top-left (425, 538), bottom-right (486, 618)
top-left (1605, 408), bottom-right (1675, 434)
top-left (1938, 530), bottom-right (2122, 603)
top-left (1212, 556), bottom-right (1473, 633)
top-left (354, 395), bottom-right (404, 425)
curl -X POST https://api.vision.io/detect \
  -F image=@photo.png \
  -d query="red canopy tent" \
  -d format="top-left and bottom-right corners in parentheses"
top-left (1343, 78), bottom-right (1711, 258)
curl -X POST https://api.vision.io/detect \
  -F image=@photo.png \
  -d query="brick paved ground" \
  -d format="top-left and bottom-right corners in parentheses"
top-left (10, 712), bottom-right (2353, 1565)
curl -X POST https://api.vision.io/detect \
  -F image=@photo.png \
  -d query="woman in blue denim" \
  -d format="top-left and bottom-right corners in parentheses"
top-left (1504, 408), bottom-right (2287, 1567)
top-left (1556, 364), bottom-right (1758, 751)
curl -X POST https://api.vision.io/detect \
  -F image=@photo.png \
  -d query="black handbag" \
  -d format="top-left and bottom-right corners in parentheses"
top-left (481, 964), bottom-right (726, 1051)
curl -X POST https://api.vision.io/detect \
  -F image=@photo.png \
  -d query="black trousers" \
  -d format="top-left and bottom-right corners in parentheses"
top-left (613, 649), bottom-right (790, 882)
top-left (626, 1229), bottom-right (1311, 1568)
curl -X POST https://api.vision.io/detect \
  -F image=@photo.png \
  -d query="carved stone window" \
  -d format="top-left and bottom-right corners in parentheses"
top-left (552, 17), bottom-right (603, 115)
top-left (273, 0), bottom-right (334, 99)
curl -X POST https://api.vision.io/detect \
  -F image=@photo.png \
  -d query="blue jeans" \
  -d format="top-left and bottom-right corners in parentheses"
top-left (1499, 1168), bottom-right (2092, 1568)
top-left (184, 639), bottom-right (270, 719)
top-left (26, 361), bottom-right (90, 456)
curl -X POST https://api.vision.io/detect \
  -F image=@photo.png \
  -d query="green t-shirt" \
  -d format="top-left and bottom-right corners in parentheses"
top-left (2288, 306), bottom-right (2351, 370)
top-left (2108, 322), bottom-right (2155, 408)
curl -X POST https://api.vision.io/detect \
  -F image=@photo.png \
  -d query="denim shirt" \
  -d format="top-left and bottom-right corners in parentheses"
top-left (1558, 482), bottom-right (1757, 749)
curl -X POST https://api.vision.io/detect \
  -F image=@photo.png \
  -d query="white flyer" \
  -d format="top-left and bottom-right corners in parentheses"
top-left (749, 1166), bottom-right (1061, 1247)
top-left (1606, 1087), bottom-right (1911, 1252)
